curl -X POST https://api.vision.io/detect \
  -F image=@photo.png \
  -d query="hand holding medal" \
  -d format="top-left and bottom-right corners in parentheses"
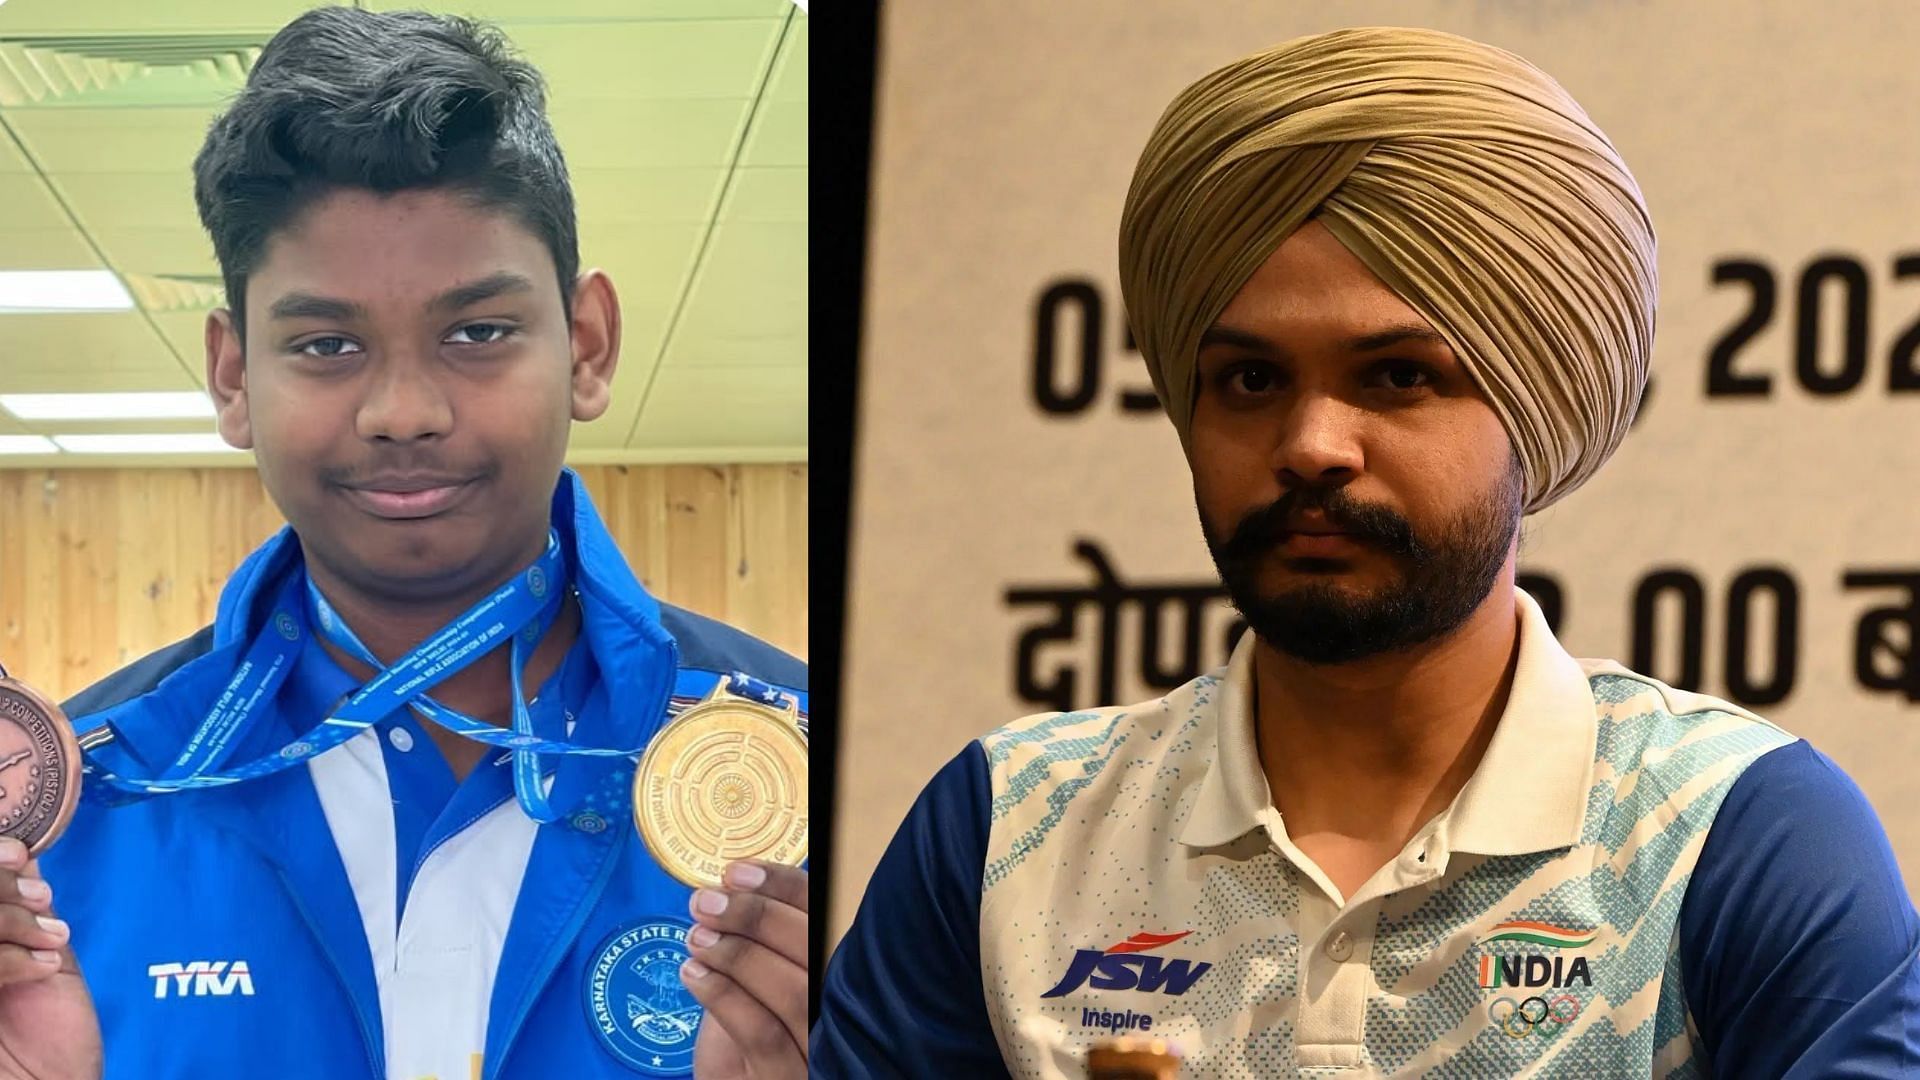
top-left (0, 663), bottom-right (102, 1080)
top-left (634, 674), bottom-right (809, 1078)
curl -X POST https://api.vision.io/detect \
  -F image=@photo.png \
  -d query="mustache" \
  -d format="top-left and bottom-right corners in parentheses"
top-left (1220, 486), bottom-right (1420, 563)
top-left (319, 457), bottom-right (482, 486)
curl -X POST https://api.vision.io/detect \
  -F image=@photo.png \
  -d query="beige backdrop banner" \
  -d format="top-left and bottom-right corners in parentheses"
top-left (835, 1), bottom-right (1920, 949)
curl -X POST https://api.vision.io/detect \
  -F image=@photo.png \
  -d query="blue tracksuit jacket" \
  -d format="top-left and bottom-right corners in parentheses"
top-left (41, 471), bottom-right (806, 1078)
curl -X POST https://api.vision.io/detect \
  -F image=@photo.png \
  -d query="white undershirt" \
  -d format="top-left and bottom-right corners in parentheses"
top-left (309, 727), bottom-right (538, 1080)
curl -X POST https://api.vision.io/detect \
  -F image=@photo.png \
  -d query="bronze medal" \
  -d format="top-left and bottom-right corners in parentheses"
top-left (0, 663), bottom-right (82, 856)
top-left (633, 678), bottom-right (807, 888)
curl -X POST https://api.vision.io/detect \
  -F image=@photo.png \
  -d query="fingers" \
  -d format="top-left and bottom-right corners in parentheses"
top-left (0, 838), bottom-right (66, 986)
top-left (679, 955), bottom-right (803, 1078)
top-left (722, 861), bottom-right (807, 913)
top-left (0, 840), bottom-right (51, 914)
top-left (686, 922), bottom-right (807, 1049)
top-left (682, 862), bottom-right (810, 1074)
top-left (8, 871), bottom-right (53, 914)
top-left (688, 877), bottom-right (806, 970)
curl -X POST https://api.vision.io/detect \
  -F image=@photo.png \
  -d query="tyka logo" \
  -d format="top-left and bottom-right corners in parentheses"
top-left (148, 960), bottom-right (254, 999)
top-left (1476, 922), bottom-right (1595, 990)
top-left (1041, 930), bottom-right (1212, 998)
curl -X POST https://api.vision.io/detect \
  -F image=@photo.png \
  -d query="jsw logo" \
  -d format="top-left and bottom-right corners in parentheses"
top-left (1041, 930), bottom-right (1211, 998)
top-left (147, 960), bottom-right (254, 999)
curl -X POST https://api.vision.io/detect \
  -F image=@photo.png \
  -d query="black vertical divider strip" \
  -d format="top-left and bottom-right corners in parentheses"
top-left (809, 1), bottom-right (880, 1026)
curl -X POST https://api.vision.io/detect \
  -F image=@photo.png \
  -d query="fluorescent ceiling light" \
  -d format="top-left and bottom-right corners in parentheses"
top-left (0, 436), bottom-right (57, 455)
top-left (0, 392), bottom-right (214, 421)
top-left (0, 271), bottom-right (135, 313)
top-left (52, 434), bottom-right (242, 455)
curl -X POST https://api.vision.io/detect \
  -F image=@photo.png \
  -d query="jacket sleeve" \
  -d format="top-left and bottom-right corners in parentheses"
top-left (810, 741), bottom-right (1011, 1078)
top-left (1679, 739), bottom-right (1920, 1078)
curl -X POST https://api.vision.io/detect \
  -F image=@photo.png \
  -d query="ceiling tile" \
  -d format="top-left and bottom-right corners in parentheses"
top-left (607, 289), bottom-right (676, 350)
top-left (719, 166), bottom-right (803, 223)
top-left (0, 170), bottom-right (65, 227)
top-left (573, 166), bottom-right (724, 225)
top-left (581, 220), bottom-right (699, 297)
top-left (511, 20), bottom-right (781, 102)
top-left (52, 171), bottom-right (195, 228)
top-left (551, 100), bottom-right (751, 169)
top-left (672, 220), bottom-right (804, 346)
top-left (735, 12), bottom-right (801, 168)
top-left (605, 290), bottom-right (676, 364)
top-left (628, 365), bottom-right (804, 449)
top-left (0, 123), bottom-right (28, 171)
top-left (0, 1), bottom-right (318, 33)
top-left (147, 310), bottom-right (211, 378)
top-left (764, 13), bottom-right (805, 102)
top-left (0, 226), bottom-right (95, 267)
top-left (89, 227), bottom-right (216, 277)
top-left (582, 220), bottom-right (703, 445)
top-left (661, 334), bottom-right (803, 369)
top-left (581, 219), bottom-right (701, 287)
top-left (5, 106), bottom-right (212, 172)
top-left (738, 97), bottom-right (803, 167)
top-left (0, 312), bottom-right (194, 386)
top-left (594, 347), bottom-right (671, 454)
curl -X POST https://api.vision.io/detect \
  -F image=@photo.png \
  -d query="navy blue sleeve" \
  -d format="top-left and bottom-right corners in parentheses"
top-left (656, 602), bottom-right (807, 691)
top-left (61, 625), bottom-right (213, 718)
top-left (810, 741), bottom-right (1010, 1078)
top-left (1680, 739), bottom-right (1920, 1078)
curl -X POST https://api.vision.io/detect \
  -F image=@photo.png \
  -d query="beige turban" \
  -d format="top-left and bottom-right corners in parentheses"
top-left (1119, 26), bottom-right (1656, 512)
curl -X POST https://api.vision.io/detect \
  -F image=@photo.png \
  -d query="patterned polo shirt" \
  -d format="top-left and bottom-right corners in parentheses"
top-left (815, 590), bottom-right (1920, 1078)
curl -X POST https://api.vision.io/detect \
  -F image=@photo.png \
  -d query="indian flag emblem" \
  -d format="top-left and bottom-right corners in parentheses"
top-left (1478, 921), bottom-right (1595, 949)
top-left (1476, 922), bottom-right (1598, 990)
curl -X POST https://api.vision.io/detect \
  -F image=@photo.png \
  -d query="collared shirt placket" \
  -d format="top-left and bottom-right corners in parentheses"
top-left (1263, 808), bottom-right (1449, 1075)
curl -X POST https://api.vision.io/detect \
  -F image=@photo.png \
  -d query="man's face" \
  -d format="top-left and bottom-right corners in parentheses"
top-left (1190, 220), bottom-right (1522, 665)
top-left (205, 187), bottom-right (618, 604)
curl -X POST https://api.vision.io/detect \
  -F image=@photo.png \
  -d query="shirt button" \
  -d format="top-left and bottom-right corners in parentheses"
top-left (1325, 930), bottom-right (1354, 962)
top-left (388, 726), bottom-right (415, 753)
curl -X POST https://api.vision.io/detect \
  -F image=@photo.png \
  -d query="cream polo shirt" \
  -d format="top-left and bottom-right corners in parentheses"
top-left (818, 586), bottom-right (1920, 1078)
top-left (1163, 590), bottom-right (1604, 1072)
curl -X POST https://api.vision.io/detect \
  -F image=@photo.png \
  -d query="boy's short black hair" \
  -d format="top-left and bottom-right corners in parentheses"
top-left (192, 6), bottom-right (579, 338)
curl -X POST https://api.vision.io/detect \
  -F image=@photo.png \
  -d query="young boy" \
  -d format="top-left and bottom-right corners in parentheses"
top-left (1, 8), bottom-right (807, 1079)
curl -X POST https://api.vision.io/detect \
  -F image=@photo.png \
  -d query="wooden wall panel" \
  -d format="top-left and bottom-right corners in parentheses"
top-left (0, 464), bottom-right (807, 701)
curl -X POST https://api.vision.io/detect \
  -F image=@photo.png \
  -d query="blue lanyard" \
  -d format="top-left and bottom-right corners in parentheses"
top-left (157, 572), bottom-right (309, 783)
top-left (307, 535), bottom-right (579, 822)
top-left (83, 532), bottom-right (642, 823)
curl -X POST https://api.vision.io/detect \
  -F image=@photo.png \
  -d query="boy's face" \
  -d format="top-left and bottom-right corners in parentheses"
top-left (205, 187), bottom-right (620, 606)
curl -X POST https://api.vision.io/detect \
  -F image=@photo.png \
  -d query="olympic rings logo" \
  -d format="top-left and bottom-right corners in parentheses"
top-left (1488, 993), bottom-right (1581, 1038)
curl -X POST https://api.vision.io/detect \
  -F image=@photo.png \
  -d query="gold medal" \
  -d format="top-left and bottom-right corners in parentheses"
top-left (0, 662), bottom-right (82, 856)
top-left (633, 676), bottom-right (807, 888)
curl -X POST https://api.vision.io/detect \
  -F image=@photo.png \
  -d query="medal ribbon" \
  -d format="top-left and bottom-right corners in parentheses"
top-left (83, 531), bottom-right (648, 822)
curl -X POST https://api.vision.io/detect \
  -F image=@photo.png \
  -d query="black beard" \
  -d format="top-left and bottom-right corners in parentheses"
top-left (1200, 464), bottom-right (1522, 665)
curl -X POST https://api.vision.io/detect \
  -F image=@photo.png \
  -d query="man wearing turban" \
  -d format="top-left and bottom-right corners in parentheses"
top-left (814, 27), bottom-right (1918, 1078)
